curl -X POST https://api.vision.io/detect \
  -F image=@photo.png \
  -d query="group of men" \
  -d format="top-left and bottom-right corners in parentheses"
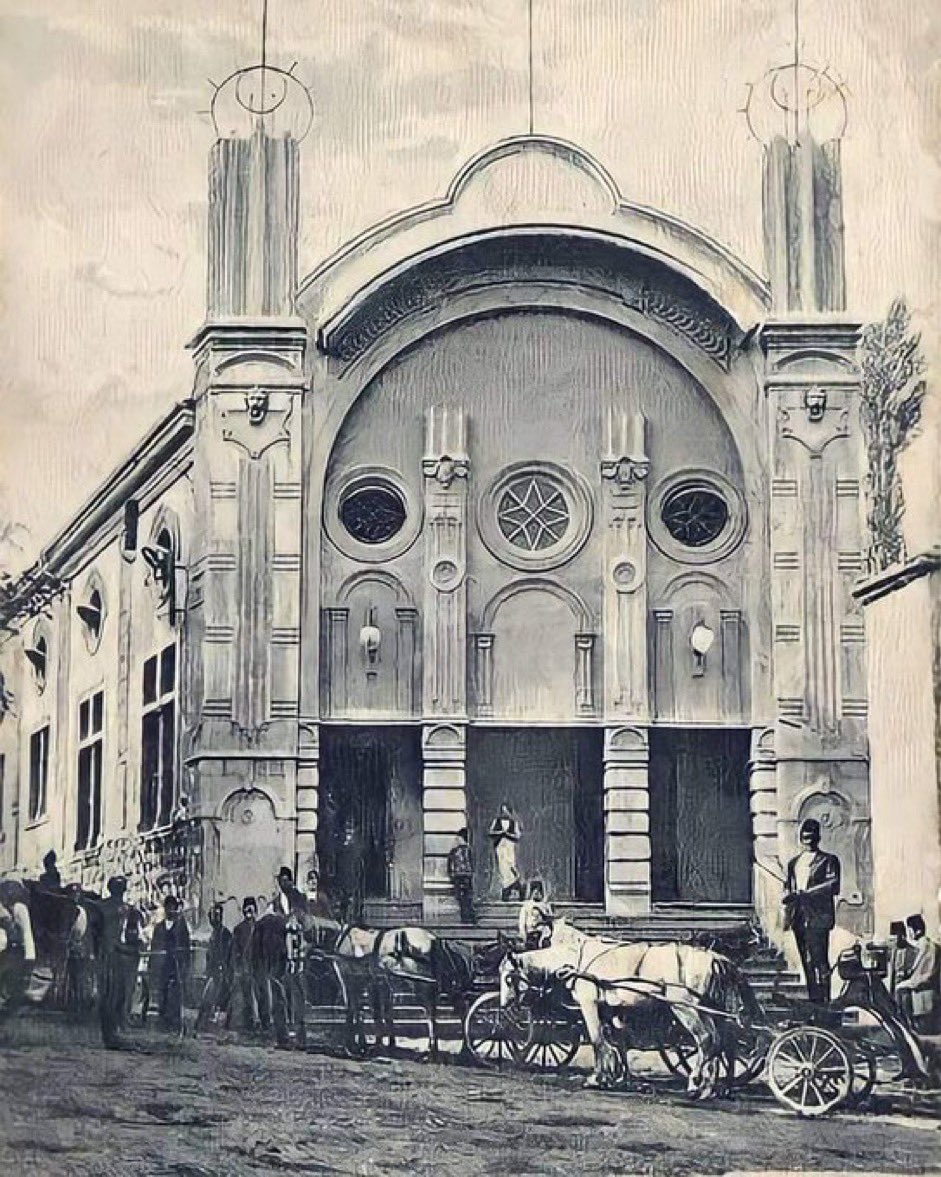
top-left (194, 865), bottom-right (338, 1050)
top-left (89, 875), bottom-right (192, 1048)
top-left (14, 852), bottom-right (334, 1052)
top-left (887, 913), bottom-right (941, 1033)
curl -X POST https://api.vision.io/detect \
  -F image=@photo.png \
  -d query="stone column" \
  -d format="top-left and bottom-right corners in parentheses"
top-left (600, 411), bottom-right (651, 915)
top-left (762, 322), bottom-right (872, 937)
top-left (421, 407), bottom-right (469, 920)
top-left (600, 409), bottom-right (650, 718)
top-left (294, 723), bottom-right (319, 883)
top-left (603, 726), bottom-right (651, 915)
top-left (422, 406), bottom-right (468, 717)
top-left (421, 723), bottom-right (467, 921)
top-left (747, 726), bottom-right (782, 938)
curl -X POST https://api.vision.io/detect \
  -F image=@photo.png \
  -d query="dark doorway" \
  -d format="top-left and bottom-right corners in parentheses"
top-left (467, 728), bottom-right (604, 902)
top-left (649, 727), bottom-right (752, 904)
top-left (318, 726), bottom-right (422, 916)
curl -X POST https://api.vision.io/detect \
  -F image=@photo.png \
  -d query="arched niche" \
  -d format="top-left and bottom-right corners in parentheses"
top-left (478, 579), bottom-right (595, 721)
top-left (650, 570), bottom-right (749, 724)
top-left (322, 570), bottom-right (419, 718)
top-left (212, 788), bottom-right (287, 909)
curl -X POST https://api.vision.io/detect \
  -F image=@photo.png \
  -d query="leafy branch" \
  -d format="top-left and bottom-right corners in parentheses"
top-left (859, 298), bottom-right (926, 574)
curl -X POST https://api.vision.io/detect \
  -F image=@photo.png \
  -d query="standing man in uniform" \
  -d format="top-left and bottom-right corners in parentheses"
top-left (149, 895), bottom-right (191, 1032)
top-left (195, 903), bottom-right (233, 1033)
top-left (446, 828), bottom-right (476, 925)
top-left (88, 875), bottom-right (132, 1048)
top-left (782, 818), bottom-right (841, 1004)
top-left (231, 896), bottom-right (260, 1031)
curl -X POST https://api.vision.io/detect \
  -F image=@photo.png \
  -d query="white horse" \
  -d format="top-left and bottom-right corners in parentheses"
top-left (499, 919), bottom-right (759, 1099)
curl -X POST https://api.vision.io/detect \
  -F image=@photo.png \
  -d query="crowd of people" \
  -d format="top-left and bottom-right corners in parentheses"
top-left (0, 855), bottom-right (339, 1052)
top-left (2, 822), bottom-right (938, 1053)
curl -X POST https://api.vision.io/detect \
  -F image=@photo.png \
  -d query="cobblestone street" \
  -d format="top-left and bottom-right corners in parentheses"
top-left (0, 1013), bottom-right (938, 1175)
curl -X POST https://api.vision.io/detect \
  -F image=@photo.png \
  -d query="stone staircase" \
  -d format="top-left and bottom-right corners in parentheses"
top-left (359, 898), bottom-right (806, 1015)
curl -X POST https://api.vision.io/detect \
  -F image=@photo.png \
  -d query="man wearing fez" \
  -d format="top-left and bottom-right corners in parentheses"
top-left (783, 818), bottom-right (841, 1003)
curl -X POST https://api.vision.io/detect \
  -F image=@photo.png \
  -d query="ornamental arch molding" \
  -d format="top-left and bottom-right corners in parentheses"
top-left (480, 577), bottom-right (594, 633)
top-left (335, 568), bottom-right (413, 607)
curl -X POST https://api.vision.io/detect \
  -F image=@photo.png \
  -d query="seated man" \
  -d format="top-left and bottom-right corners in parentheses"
top-left (896, 914), bottom-right (940, 1034)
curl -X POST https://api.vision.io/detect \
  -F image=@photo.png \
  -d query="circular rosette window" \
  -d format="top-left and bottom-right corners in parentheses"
top-left (648, 470), bottom-right (746, 565)
top-left (325, 466), bottom-right (422, 564)
top-left (479, 463), bottom-right (593, 571)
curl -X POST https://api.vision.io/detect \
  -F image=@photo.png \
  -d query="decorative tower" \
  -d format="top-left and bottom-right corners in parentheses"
top-left (748, 53), bottom-right (848, 312)
top-left (748, 48), bottom-right (872, 941)
top-left (182, 50), bottom-right (314, 909)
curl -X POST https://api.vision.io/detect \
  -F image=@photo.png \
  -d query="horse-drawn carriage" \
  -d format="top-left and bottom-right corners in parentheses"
top-left (462, 922), bottom-right (939, 1118)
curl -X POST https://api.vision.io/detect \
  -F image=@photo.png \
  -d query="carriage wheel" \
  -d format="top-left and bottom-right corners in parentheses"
top-left (847, 1042), bottom-right (877, 1107)
top-left (837, 1003), bottom-right (905, 1086)
top-left (658, 1037), bottom-right (697, 1079)
top-left (518, 1010), bottom-right (582, 1071)
top-left (766, 1026), bottom-right (853, 1117)
top-left (725, 1024), bottom-right (768, 1087)
top-left (464, 992), bottom-right (531, 1068)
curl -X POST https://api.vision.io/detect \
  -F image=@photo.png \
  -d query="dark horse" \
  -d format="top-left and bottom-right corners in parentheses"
top-left (305, 917), bottom-right (506, 1058)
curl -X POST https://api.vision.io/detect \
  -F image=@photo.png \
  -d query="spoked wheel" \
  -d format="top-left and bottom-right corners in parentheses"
top-left (659, 1036), bottom-right (698, 1080)
top-left (847, 1042), bottom-right (878, 1107)
top-left (837, 1004), bottom-right (905, 1085)
top-left (724, 1024), bottom-right (768, 1087)
top-left (343, 1025), bottom-right (371, 1059)
top-left (518, 1010), bottom-right (582, 1071)
top-left (659, 1025), bottom-right (765, 1088)
top-left (765, 1025), bottom-right (854, 1117)
top-left (464, 992), bottom-right (532, 1068)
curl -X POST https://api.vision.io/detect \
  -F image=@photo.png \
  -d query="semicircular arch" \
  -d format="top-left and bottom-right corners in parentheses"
top-left (481, 577), bottom-right (593, 633)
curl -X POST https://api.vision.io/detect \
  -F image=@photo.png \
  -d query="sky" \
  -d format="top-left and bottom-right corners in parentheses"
top-left (0, 0), bottom-right (937, 566)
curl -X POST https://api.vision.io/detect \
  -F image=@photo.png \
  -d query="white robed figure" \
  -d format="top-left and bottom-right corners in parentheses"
top-left (488, 802), bottom-right (524, 901)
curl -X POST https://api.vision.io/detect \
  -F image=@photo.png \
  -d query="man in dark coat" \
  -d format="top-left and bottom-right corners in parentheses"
top-left (447, 828), bottom-right (476, 924)
top-left (783, 818), bottom-right (841, 1003)
top-left (231, 896), bottom-right (259, 1031)
top-left (38, 850), bottom-right (62, 889)
top-left (149, 896), bottom-right (191, 1032)
top-left (251, 901), bottom-right (289, 1044)
top-left (85, 875), bottom-right (137, 1048)
top-left (273, 867), bottom-right (307, 918)
top-left (195, 903), bottom-right (233, 1033)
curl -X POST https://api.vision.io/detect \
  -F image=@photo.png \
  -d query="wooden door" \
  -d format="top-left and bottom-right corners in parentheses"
top-left (650, 728), bottom-right (752, 903)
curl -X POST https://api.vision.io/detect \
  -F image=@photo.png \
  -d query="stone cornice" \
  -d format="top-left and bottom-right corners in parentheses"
top-left (760, 319), bottom-right (862, 352)
top-left (852, 548), bottom-right (941, 607)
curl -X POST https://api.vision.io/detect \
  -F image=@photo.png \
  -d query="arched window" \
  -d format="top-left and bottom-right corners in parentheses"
top-left (77, 581), bottom-right (106, 653)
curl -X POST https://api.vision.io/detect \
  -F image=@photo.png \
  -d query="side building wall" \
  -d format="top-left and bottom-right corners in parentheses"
top-left (856, 554), bottom-right (941, 937)
top-left (0, 458), bottom-right (194, 915)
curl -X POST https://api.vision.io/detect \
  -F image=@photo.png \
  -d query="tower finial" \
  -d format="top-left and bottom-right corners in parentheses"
top-left (260, 0), bottom-right (269, 113)
top-left (208, 0), bottom-right (313, 142)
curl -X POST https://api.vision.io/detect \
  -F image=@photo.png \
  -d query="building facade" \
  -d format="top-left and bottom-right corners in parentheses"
top-left (0, 66), bottom-right (878, 946)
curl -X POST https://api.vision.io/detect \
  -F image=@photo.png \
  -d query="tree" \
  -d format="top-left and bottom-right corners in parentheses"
top-left (859, 298), bottom-right (926, 574)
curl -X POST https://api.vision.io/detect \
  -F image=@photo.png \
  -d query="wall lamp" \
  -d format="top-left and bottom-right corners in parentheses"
top-left (690, 621), bottom-right (716, 677)
top-left (359, 607), bottom-right (381, 670)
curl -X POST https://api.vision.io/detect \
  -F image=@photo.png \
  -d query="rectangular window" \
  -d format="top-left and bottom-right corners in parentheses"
top-left (29, 725), bottom-right (50, 821)
top-left (140, 643), bottom-right (177, 831)
top-left (75, 690), bottom-right (104, 851)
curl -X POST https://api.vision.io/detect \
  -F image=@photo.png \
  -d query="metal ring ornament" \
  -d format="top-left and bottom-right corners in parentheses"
top-left (211, 65), bottom-right (314, 141)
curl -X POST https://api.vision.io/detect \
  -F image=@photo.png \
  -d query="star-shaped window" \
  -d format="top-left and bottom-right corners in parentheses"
top-left (497, 475), bottom-right (571, 551)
